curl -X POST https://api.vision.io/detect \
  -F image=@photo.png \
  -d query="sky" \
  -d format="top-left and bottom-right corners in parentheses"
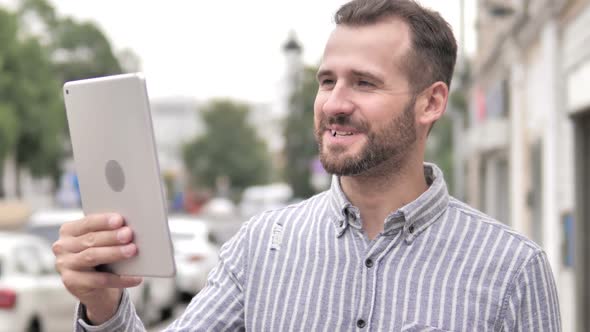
top-left (3, 0), bottom-right (476, 104)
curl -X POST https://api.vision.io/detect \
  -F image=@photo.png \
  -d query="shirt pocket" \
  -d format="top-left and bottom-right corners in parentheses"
top-left (401, 322), bottom-right (454, 332)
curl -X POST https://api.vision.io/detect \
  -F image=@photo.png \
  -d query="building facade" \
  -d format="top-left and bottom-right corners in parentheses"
top-left (562, 0), bottom-right (590, 329)
top-left (465, 0), bottom-right (590, 330)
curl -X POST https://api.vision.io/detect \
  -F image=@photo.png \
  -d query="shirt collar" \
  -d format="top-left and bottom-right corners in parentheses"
top-left (327, 163), bottom-right (449, 242)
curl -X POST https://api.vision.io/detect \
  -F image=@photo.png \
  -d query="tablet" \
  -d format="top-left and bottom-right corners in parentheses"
top-left (63, 73), bottom-right (175, 277)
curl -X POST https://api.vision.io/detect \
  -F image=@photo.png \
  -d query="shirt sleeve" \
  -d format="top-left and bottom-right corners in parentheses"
top-left (74, 288), bottom-right (146, 332)
top-left (162, 220), bottom-right (250, 331)
top-left (500, 251), bottom-right (562, 331)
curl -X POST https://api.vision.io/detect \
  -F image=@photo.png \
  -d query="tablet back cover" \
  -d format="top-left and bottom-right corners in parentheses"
top-left (63, 73), bottom-right (176, 277)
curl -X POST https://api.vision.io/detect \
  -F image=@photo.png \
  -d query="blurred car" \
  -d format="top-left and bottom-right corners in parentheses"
top-left (200, 197), bottom-right (236, 219)
top-left (25, 209), bottom-right (177, 325)
top-left (199, 197), bottom-right (242, 245)
top-left (239, 183), bottom-right (292, 218)
top-left (0, 231), bottom-right (77, 332)
top-left (168, 216), bottom-right (219, 299)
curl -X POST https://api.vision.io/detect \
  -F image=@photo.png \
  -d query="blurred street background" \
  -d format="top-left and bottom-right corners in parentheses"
top-left (0, 0), bottom-right (588, 331)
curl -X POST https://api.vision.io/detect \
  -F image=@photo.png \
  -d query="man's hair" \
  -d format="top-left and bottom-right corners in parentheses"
top-left (335, 0), bottom-right (457, 92)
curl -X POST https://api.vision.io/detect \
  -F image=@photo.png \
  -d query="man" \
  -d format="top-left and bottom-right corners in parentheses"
top-left (54, 0), bottom-right (561, 331)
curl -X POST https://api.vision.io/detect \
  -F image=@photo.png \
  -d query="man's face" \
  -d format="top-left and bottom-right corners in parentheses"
top-left (314, 18), bottom-right (418, 176)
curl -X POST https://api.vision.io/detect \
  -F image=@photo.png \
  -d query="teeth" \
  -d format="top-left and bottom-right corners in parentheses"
top-left (330, 130), bottom-right (353, 137)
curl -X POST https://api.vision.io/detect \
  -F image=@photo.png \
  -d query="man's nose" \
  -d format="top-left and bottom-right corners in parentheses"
top-left (322, 84), bottom-right (354, 116)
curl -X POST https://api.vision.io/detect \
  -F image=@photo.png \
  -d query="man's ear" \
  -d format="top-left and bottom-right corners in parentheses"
top-left (416, 81), bottom-right (449, 128)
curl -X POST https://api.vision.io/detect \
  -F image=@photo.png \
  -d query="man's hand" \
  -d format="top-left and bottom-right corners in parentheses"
top-left (53, 213), bottom-right (143, 325)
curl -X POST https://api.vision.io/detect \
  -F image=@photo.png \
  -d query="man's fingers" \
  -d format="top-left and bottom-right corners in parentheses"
top-left (60, 213), bottom-right (124, 237)
top-left (57, 244), bottom-right (138, 271)
top-left (53, 227), bottom-right (134, 254)
top-left (61, 270), bottom-right (143, 291)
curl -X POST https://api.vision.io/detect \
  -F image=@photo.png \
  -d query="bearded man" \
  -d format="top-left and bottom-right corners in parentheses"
top-left (54, 0), bottom-right (561, 331)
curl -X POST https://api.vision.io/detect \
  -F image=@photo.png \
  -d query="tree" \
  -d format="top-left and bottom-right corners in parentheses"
top-left (17, 0), bottom-right (124, 83)
top-left (183, 100), bottom-right (272, 196)
top-left (50, 18), bottom-right (123, 82)
top-left (0, 9), bottom-right (21, 196)
top-left (283, 66), bottom-right (319, 199)
top-left (0, 7), bottom-right (64, 197)
top-left (0, 0), bottom-right (126, 197)
top-left (0, 104), bottom-right (18, 169)
top-left (12, 36), bottom-right (64, 180)
top-left (425, 113), bottom-right (454, 193)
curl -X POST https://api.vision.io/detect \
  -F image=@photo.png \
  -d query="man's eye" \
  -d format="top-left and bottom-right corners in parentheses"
top-left (357, 80), bottom-right (374, 87)
top-left (320, 79), bottom-right (335, 86)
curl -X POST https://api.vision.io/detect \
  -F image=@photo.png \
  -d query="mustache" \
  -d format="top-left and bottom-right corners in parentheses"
top-left (318, 114), bottom-right (369, 132)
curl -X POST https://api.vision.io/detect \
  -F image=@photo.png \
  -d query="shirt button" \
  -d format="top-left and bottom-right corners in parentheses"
top-left (357, 319), bottom-right (366, 328)
top-left (364, 259), bottom-right (373, 268)
top-left (408, 225), bottom-right (415, 234)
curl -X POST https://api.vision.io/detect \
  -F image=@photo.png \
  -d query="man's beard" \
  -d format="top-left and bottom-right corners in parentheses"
top-left (315, 98), bottom-right (417, 176)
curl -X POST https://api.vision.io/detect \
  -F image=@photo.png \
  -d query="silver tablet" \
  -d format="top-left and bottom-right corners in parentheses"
top-left (63, 73), bottom-right (175, 277)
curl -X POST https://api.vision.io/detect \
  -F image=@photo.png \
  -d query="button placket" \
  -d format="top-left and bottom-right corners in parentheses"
top-left (354, 253), bottom-right (376, 331)
top-left (356, 233), bottom-right (404, 331)
top-left (355, 240), bottom-right (384, 331)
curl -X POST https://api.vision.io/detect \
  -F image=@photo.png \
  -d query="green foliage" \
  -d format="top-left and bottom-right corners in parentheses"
top-left (449, 90), bottom-right (467, 119)
top-left (11, 37), bottom-right (64, 179)
top-left (18, 0), bottom-right (123, 83)
top-left (0, 0), bottom-right (126, 196)
top-left (0, 8), bottom-right (63, 185)
top-left (0, 9), bottom-right (20, 163)
top-left (283, 66), bottom-right (319, 198)
top-left (17, 0), bottom-right (58, 27)
top-left (183, 100), bottom-right (272, 194)
top-left (426, 113), bottom-right (454, 194)
top-left (0, 103), bottom-right (19, 165)
top-left (51, 18), bottom-right (123, 82)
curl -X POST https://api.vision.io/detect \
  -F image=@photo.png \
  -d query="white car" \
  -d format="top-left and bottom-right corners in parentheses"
top-left (239, 183), bottom-right (292, 219)
top-left (26, 209), bottom-right (177, 325)
top-left (168, 216), bottom-right (219, 298)
top-left (0, 231), bottom-right (77, 332)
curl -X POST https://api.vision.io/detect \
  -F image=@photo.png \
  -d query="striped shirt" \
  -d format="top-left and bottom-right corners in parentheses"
top-left (75, 163), bottom-right (561, 331)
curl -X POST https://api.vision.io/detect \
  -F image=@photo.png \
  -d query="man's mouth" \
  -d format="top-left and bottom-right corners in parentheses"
top-left (330, 130), bottom-right (354, 137)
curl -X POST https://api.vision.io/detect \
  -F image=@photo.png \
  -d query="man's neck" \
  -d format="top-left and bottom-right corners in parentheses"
top-left (340, 159), bottom-right (429, 240)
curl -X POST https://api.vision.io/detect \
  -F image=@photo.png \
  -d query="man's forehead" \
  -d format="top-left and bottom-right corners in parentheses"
top-left (326, 17), bottom-right (411, 51)
top-left (319, 17), bottom-right (411, 75)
